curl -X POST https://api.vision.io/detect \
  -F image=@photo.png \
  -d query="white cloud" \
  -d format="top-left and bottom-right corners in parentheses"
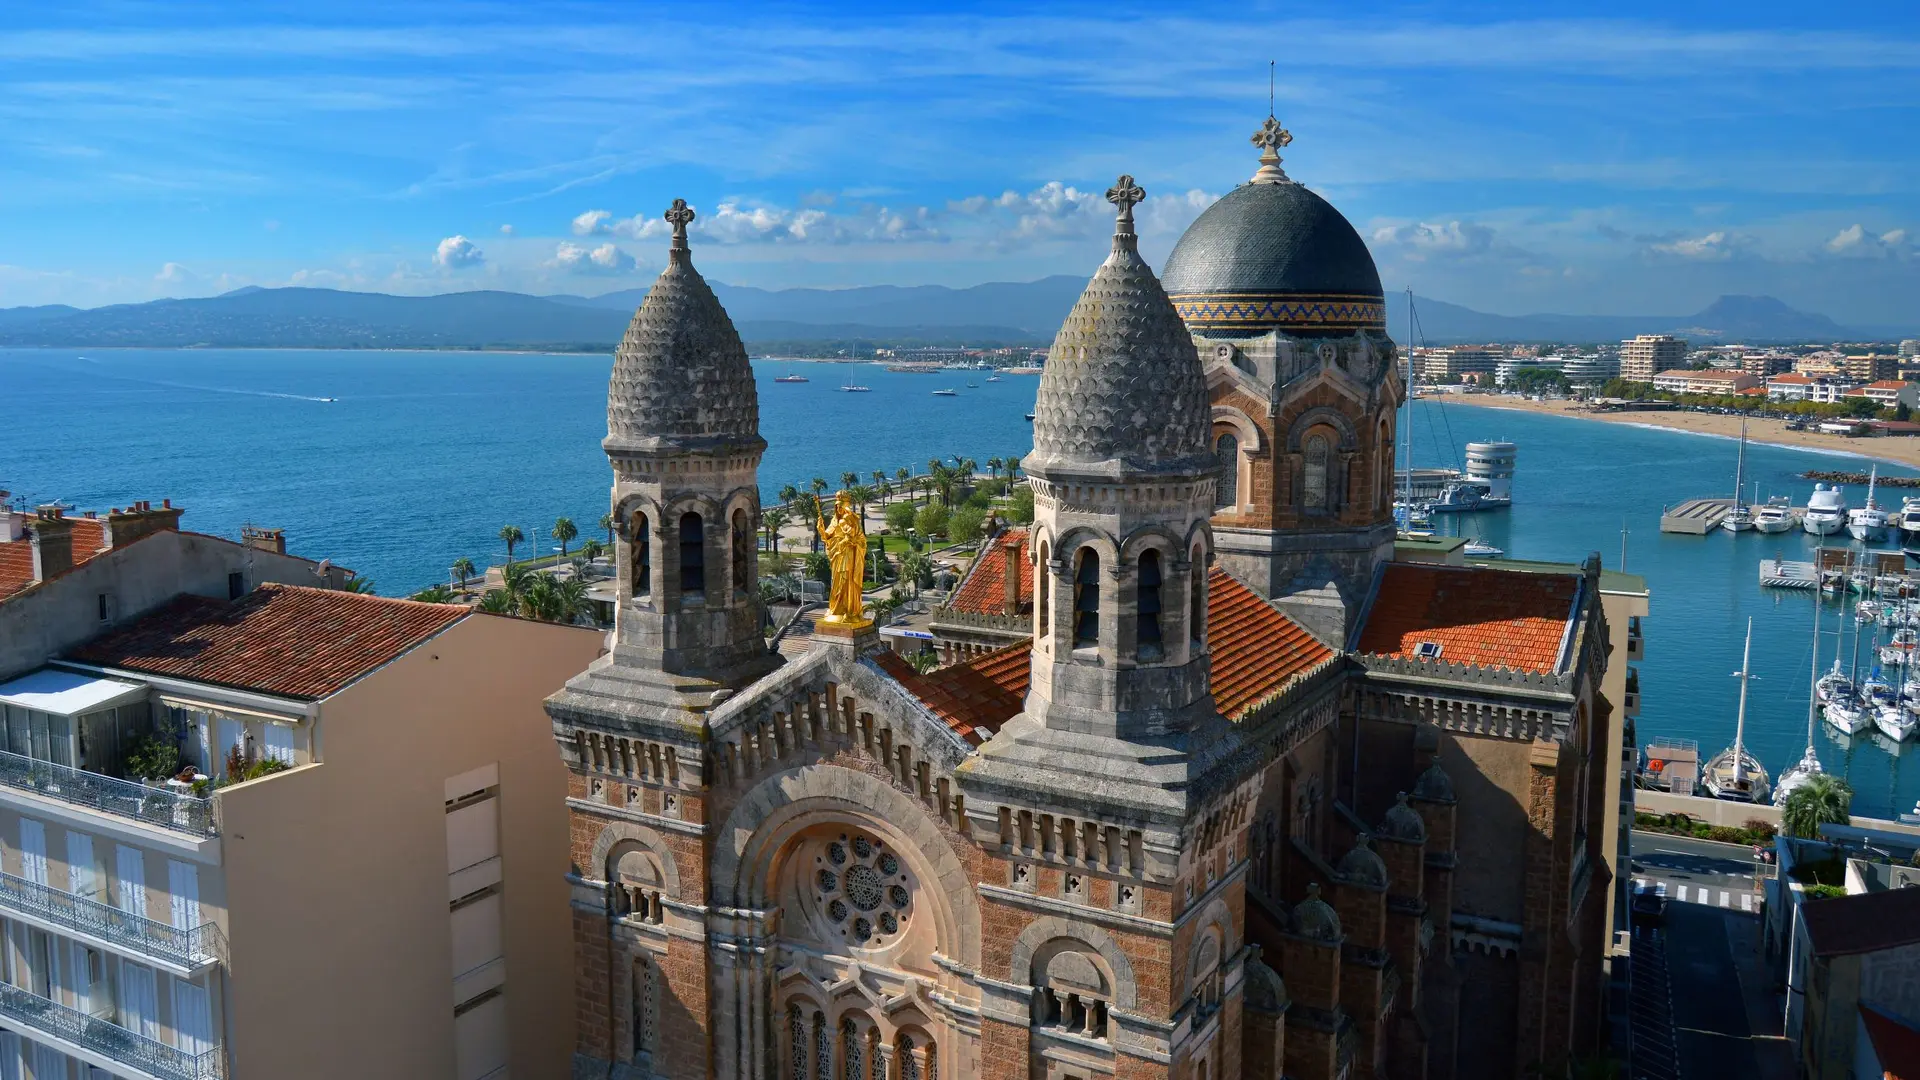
top-left (154, 262), bottom-right (194, 284)
top-left (1371, 220), bottom-right (1497, 256)
top-left (433, 234), bottom-right (485, 268)
top-left (550, 241), bottom-right (636, 275)
top-left (1825, 223), bottom-right (1910, 257)
top-left (570, 199), bottom-right (938, 246)
top-left (498, 223), bottom-right (514, 236)
top-left (1650, 230), bottom-right (1737, 259)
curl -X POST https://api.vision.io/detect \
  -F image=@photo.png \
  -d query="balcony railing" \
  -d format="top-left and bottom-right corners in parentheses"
top-left (0, 870), bottom-right (224, 971)
top-left (0, 748), bottom-right (215, 837)
top-left (0, 981), bottom-right (222, 1080)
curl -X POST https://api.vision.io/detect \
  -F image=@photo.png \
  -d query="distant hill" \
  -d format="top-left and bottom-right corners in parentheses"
top-left (1388, 293), bottom-right (1854, 345)
top-left (0, 279), bottom-right (1883, 350)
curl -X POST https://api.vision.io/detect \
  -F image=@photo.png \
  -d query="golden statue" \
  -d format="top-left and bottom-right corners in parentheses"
top-left (817, 490), bottom-right (871, 628)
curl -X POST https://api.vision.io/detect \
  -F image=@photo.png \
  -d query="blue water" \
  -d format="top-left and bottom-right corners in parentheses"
top-left (3, 348), bottom-right (1916, 818)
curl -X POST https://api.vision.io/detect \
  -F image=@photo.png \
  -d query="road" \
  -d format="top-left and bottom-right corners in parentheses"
top-left (1625, 832), bottom-right (1789, 1080)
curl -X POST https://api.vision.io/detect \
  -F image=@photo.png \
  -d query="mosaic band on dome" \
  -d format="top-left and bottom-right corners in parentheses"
top-left (1169, 291), bottom-right (1387, 331)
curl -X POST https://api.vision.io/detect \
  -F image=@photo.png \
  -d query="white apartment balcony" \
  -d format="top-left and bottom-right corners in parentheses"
top-left (0, 982), bottom-right (222, 1080)
top-left (0, 869), bottom-right (223, 977)
top-left (0, 747), bottom-right (215, 840)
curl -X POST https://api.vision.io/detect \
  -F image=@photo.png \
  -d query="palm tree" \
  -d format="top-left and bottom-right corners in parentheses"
top-left (342, 577), bottom-right (377, 594)
top-left (499, 524), bottom-right (524, 564)
top-left (849, 484), bottom-right (876, 523)
top-left (871, 470), bottom-right (888, 490)
top-left (1006, 455), bottom-right (1022, 477)
top-left (551, 516), bottom-right (578, 558)
top-left (478, 590), bottom-right (515, 614)
top-left (580, 538), bottom-right (605, 563)
top-left (959, 457), bottom-right (978, 479)
top-left (598, 513), bottom-right (615, 545)
top-left (810, 477), bottom-right (829, 497)
top-left (762, 507), bottom-right (790, 554)
top-left (900, 552), bottom-right (933, 597)
top-left (450, 557), bottom-right (476, 592)
top-left (779, 483), bottom-right (801, 509)
top-left (794, 492), bottom-right (822, 551)
top-left (987, 456), bottom-right (1003, 481)
top-left (411, 584), bottom-right (455, 603)
top-left (896, 466), bottom-right (913, 501)
top-left (841, 471), bottom-right (859, 490)
top-left (1782, 774), bottom-right (1853, 839)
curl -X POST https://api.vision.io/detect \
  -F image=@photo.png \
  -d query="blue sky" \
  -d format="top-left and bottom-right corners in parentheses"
top-left (3, 1), bottom-right (1918, 325)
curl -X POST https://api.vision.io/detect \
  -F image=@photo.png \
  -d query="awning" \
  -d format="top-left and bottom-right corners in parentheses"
top-left (0, 669), bottom-right (147, 716)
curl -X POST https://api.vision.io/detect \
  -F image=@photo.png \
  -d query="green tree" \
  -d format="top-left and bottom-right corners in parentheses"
top-left (450, 557), bottom-right (476, 591)
top-left (499, 524), bottom-right (524, 563)
top-left (478, 590), bottom-right (515, 614)
top-left (1007, 484), bottom-right (1036, 523)
top-left (900, 552), bottom-right (934, 596)
top-left (987, 456), bottom-right (1004, 480)
top-left (886, 501), bottom-right (918, 533)
top-left (804, 550), bottom-right (832, 589)
top-left (1846, 395), bottom-right (1880, 418)
top-left (841, 471), bottom-right (860, 490)
top-left (778, 483), bottom-right (801, 509)
top-left (849, 484), bottom-right (876, 522)
top-left (579, 538), bottom-right (605, 563)
top-left (1005, 455), bottom-right (1021, 477)
top-left (598, 512), bottom-right (615, 545)
top-left (915, 500), bottom-right (950, 538)
top-left (871, 470), bottom-right (888, 490)
top-left (342, 577), bottom-right (377, 594)
top-left (411, 584), bottom-right (455, 603)
top-left (810, 476), bottom-right (829, 497)
top-left (895, 466), bottom-right (913, 501)
top-left (1782, 774), bottom-right (1852, 839)
top-left (762, 507), bottom-right (790, 555)
top-left (551, 516), bottom-right (578, 558)
top-left (908, 649), bottom-right (939, 674)
top-left (1897, 401), bottom-right (1912, 422)
top-left (794, 492), bottom-right (822, 550)
top-left (950, 505), bottom-right (987, 543)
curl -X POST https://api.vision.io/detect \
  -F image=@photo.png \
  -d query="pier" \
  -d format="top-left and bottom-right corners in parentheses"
top-left (1659, 497), bottom-right (1733, 534)
top-left (1759, 556), bottom-right (1817, 589)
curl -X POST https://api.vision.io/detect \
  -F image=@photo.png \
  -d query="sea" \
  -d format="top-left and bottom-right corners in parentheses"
top-left (4, 348), bottom-right (1918, 820)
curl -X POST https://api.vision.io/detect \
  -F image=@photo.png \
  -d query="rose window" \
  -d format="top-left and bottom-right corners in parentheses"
top-left (812, 830), bottom-right (912, 948)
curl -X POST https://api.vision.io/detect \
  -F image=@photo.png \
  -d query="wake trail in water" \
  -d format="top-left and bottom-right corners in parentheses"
top-left (47, 358), bottom-right (337, 403)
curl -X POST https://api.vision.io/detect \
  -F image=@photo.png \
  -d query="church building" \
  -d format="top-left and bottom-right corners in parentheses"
top-left (545, 118), bottom-right (1618, 1080)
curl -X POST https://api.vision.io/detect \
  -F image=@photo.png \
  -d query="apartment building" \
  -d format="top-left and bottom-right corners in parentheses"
top-left (1845, 380), bottom-right (1919, 409)
top-left (1649, 368), bottom-right (1758, 395)
top-left (1796, 355), bottom-right (1847, 380)
top-left (1738, 352), bottom-right (1796, 378)
top-left (1766, 373), bottom-right (1845, 404)
top-left (1843, 354), bottom-right (1900, 383)
top-left (1414, 345), bottom-right (1502, 381)
top-left (1619, 335), bottom-right (1687, 381)
top-left (1560, 353), bottom-right (1621, 383)
top-left (0, 500), bottom-right (603, 1080)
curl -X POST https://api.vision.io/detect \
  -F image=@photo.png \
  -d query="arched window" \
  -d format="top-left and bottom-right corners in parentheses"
top-left (1036, 542), bottom-right (1051, 641)
top-left (679, 513), bottom-right (705, 595)
top-left (787, 1006), bottom-right (806, 1080)
top-left (1190, 544), bottom-right (1206, 647)
top-left (1073, 548), bottom-right (1100, 648)
top-left (1303, 434), bottom-right (1330, 512)
top-left (631, 513), bottom-right (650, 598)
top-left (731, 508), bottom-right (753, 594)
top-left (1377, 418), bottom-right (1394, 510)
top-left (813, 1012), bottom-right (830, 1080)
top-left (1137, 550), bottom-right (1163, 660)
top-left (1214, 433), bottom-right (1239, 511)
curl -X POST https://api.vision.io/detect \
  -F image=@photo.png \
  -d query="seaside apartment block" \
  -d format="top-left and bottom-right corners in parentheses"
top-left (1649, 368), bottom-right (1758, 395)
top-left (0, 498), bottom-right (602, 1080)
top-left (1413, 345), bottom-right (1500, 382)
top-left (1618, 335), bottom-right (1687, 382)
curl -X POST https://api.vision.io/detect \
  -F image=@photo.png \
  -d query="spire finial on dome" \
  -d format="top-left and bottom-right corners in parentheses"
top-left (1251, 114), bottom-right (1293, 184)
top-left (1105, 174), bottom-right (1145, 252)
top-left (664, 198), bottom-right (696, 262)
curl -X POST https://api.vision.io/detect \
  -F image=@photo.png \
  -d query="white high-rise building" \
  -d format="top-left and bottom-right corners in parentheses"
top-left (1620, 335), bottom-right (1687, 382)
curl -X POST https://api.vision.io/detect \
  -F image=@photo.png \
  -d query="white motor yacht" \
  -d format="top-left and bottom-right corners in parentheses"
top-left (1803, 483), bottom-right (1847, 536)
top-left (1754, 498), bottom-right (1795, 534)
top-left (1848, 466), bottom-right (1891, 542)
top-left (1899, 496), bottom-right (1920, 538)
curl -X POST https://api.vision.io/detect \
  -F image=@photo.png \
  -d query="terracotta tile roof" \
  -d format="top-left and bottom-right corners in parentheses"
top-left (0, 518), bottom-right (109, 602)
top-left (1861, 1004), bottom-right (1920, 1080)
top-left (947, 528), bottom-right (1032, 617)
top-left (1800, 885), bottom-right (1920, 957)
top-left (67, 583), bottom-right (465, 699)
top-left (1207, 568), bottom-right (1335, 720)
top-left (1355, 563), bottom-right (1580, 673)
top-left (872, 640), bottom-right (1029, 745)
top-left (1865, 379), bottom-right (1913, 391)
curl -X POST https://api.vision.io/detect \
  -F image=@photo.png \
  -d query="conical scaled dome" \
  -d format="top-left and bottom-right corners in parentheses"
top-left (1030, 176), bottom-right (1211, 474)
top-left (605, 200), bottom-right (761, 456)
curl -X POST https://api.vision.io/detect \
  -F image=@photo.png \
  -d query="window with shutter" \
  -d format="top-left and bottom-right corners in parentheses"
top-left (116, 845), bottom-right (148, 919)
top-left (168, 861), bottom-right (200, 931)
top-left (18, 820), bottom-right (47, 886)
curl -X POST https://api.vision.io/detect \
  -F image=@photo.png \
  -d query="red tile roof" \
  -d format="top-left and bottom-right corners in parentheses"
top-left (1800, 885), bottom-right (1920, 957)
top-left (947, 528), bottom-right (1032, 617)
top-left (0, 518), bottom-right (108, 602)
top-left (1355, 563), bottom-right (1579, 673)
top-left (1860, 1004), bottom-right (1920, 1080)
top-left (67, 583), bottom-right (465, 699)
top-left (1207, 568), bottom-right (1335, 719)
top-left (873, 640), bottom-right (1029, 745)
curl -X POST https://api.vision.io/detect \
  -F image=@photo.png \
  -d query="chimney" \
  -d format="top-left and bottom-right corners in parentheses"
top-left (242, 525), bottom-right (287, 555)
top-left (105, 499), bottom-right (185, 549)
top-left (1002, 535), bottom-right (1023, 618)
top-left (29, 507), bottom-right (74, 582)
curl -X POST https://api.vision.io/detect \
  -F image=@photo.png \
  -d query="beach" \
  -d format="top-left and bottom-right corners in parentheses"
top-left (1442, 394), bottom-right (1920, 470)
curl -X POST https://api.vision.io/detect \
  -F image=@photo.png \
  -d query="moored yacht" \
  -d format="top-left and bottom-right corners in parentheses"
top-left (1848, 466), bottom-right (1891, 542)
top-left (1754, 497), bottom-right (1796, 534)
top-left (1899, 496), bottom-right (1920, 539)
top-left (1722, 422), bottom-right (1754, 531)
top-left (1704, 620), bottom-right (1772, 803)
top-left (1776, 588), bottom-right (1830, 805)
top-left (1815, 659), bottom-right (1855, 704)
top-left (1803, 484), bottom-right (1847, 536)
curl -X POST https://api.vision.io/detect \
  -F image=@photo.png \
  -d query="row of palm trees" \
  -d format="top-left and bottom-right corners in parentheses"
top-left (496, 515), bottom-right (590, 564)
top-left (765, 456), bottom-right (1024, 550)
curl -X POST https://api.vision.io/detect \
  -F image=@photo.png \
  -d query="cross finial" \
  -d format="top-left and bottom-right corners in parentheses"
top-left (1105, 174), bottom-right (1145, 249)
top-left (664, 198), bottom-right (696, 255)
top-left (1251, 114), bottom-right (1293, 183)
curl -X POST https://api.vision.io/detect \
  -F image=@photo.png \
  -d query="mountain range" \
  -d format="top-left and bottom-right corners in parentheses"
top-left (0, 281), bottom-right (1896, 351)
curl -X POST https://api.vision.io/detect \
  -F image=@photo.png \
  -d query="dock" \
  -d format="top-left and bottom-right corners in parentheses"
top-left (1660, 497), bottom-right (1733, 534)
top-left (1760, 556), bottom-right (1817, 589)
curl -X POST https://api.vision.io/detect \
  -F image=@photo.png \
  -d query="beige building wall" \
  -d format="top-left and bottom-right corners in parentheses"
top-left (217, 613), bottom-right (603, 1079)
top-left (1594, 582), bottom-right (1648, 956)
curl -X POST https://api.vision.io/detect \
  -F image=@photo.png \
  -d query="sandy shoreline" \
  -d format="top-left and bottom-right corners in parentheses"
top-left (1439, 395), bottom-right (1920, 472)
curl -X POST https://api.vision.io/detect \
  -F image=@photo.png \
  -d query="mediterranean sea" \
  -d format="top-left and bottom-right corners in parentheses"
top-left (3, 348), bottom-right (1917, 819)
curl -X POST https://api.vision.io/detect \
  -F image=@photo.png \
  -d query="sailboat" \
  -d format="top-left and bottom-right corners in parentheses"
top-left (1702, 618), bottom-right (1772, 803)
top-left (1848, 465), bottom-right (1891, 542)
top-left (1775, 590), bottom-right (1828, 805)
top-left (1721, 422), bottom-right (1754, 532)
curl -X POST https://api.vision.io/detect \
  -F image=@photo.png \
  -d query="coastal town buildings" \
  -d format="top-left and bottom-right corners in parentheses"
top-left (1843, 354), bottom-right (1900, 384)
top-left (1619, 335), bottom-right (1686, 382)
top-left (0, 500), bottom-right (601, 1079)
top-left (1558, 354), bottom-right (1620, 384)
top-left (1901, 339), bottom-right (1920, 359)
top-left (548, 117), bottom-right (1626, 1080)
top-left (1737, 352), bottom-right (1796, 378)
top-left (1767, 373), bottom-right (1845, 404)
top-left (1649, 369), bottom-right (1758, 395)
top-left (1412, 346), bottom-right (1500, 383)
top-left (1844, 380), bottom-right (1920, 410)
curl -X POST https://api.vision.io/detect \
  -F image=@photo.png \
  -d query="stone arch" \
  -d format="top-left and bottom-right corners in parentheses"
top-left (658, 491), bottom-right (721, 521)
top-left (1008, 916), bottom-right (1139, 1009)
top-left (587, 820), bottom-right (682, 895)
top-left (1209, 404), bottom-right (1265, 453)
top-left (1119, 523), bottom-right (1185, 563)
top-left (712, 764), bottom-right (980, 966)
top-left (1284, 406), bottom-right (1360, 453)
top-left (1049, 525), bottom-right (1118, 566)
top-left (1375, 412), bottom-right (1395, 511)
top-left (613, 492), bottom-right (661, 534)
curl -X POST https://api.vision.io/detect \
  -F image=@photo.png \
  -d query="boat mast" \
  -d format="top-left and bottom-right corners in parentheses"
top-left (1401, 288), bottom-right (1416, 502)
top-left (1807, 585), bottom-right (1821, 755)
top-left (1733, 617), bottom-right (1754, 786)
top-left (1732, 420), bottom-right (1746, 510)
